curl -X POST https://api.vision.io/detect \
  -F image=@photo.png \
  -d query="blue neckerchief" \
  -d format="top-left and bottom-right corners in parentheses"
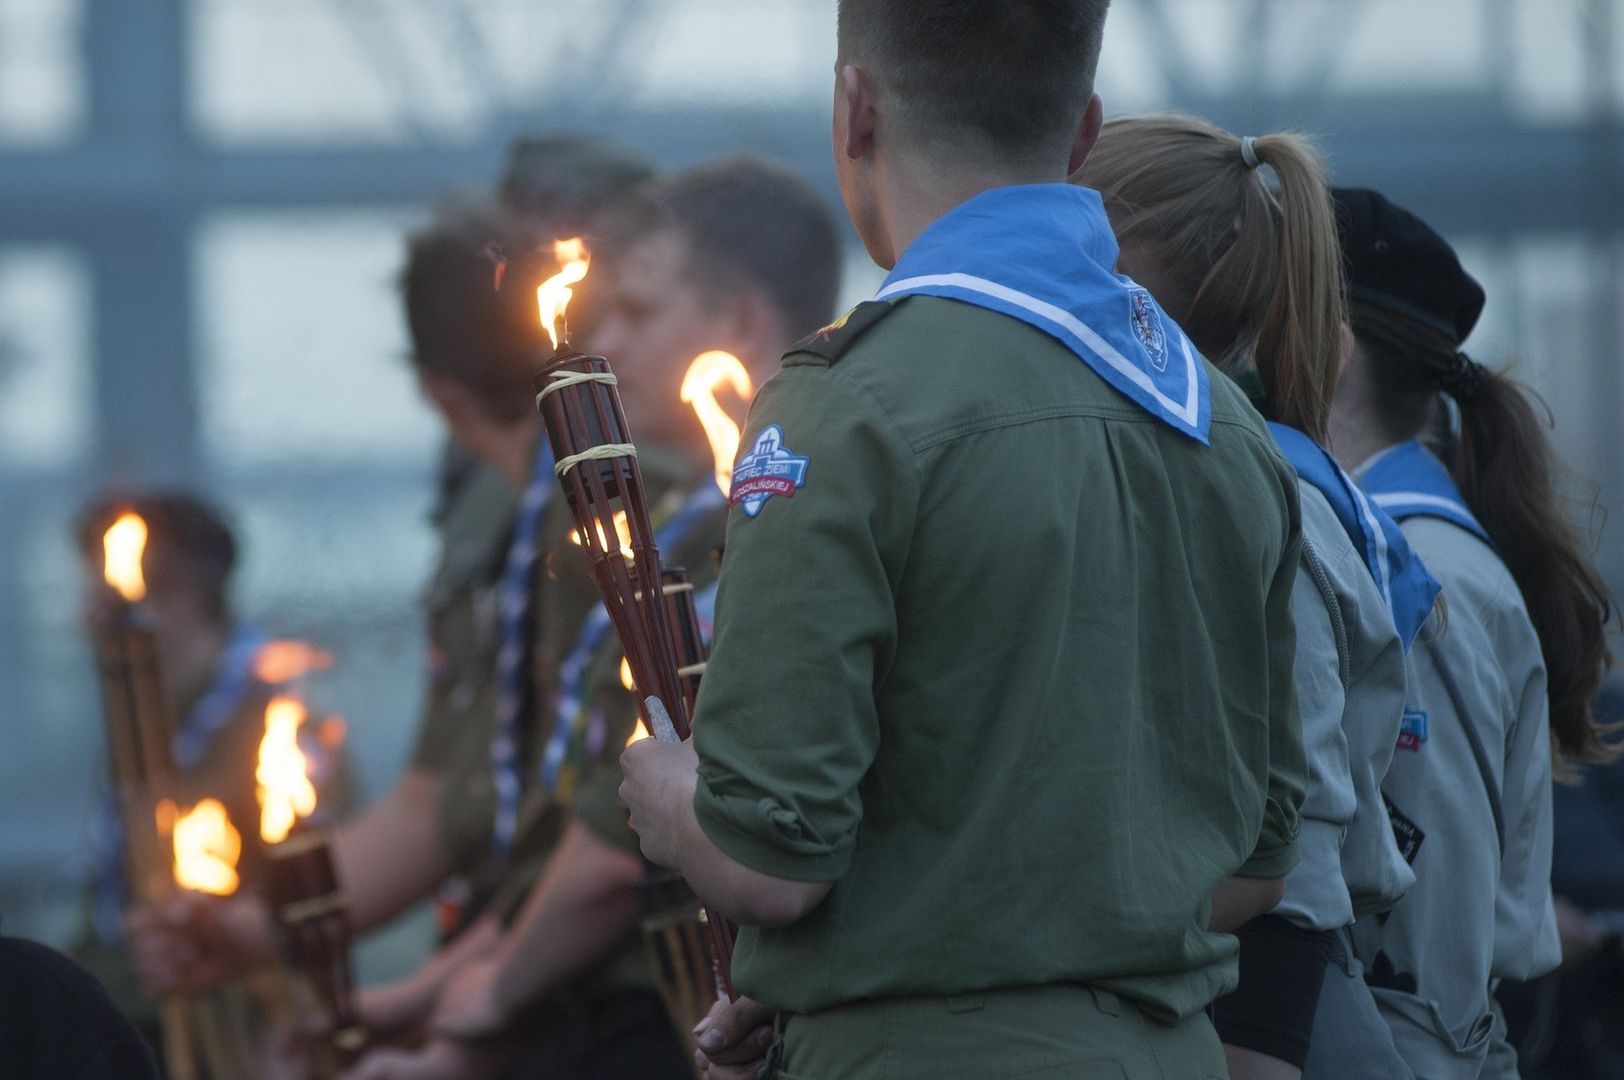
top-left (488, 439), bottom-right (555, 857)
top-left (1268, 423), bottom-right (1441, 650)
top-left (536, 483), bottom-right (726, 793)
top-left (94, 624), bottom-right (266, 944)
top-left (875, 184), bottom-right (1211, 443)
top-left (1357, 440), bottom-right (1493, 547)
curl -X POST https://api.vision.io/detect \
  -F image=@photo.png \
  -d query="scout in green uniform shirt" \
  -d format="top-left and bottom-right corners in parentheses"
top-left (619, 5), bottom-right (1308, 1079)
top-left (418, 157), bottom-right (843, 1074)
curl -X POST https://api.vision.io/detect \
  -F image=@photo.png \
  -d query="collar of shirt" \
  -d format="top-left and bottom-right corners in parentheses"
top-left (1269, 422), bottom-right (1441, 651)
top-left (1356, 439), bottom-right (1493, 548)
top-left (875, 183), bottom-right (1211, 442)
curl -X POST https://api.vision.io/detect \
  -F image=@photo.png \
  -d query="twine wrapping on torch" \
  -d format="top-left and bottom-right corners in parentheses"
top-left (536, 368), bottom-right (619, 403)
top-left (555, 443), bottom-right (639, 480)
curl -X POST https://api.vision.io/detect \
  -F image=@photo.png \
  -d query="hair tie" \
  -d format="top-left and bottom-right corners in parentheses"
top-left (1240, 136), bottom-right (1262, 170)
top-left (1440, 351), bottom-right (1484, 402)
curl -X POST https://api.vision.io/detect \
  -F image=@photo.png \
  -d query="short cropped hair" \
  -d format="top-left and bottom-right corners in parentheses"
top-left (401, 201), bottom-right (553, 423)
top-left (602, 155), bottom-right (843, 340)
top-left (76, 492), bottom-right (238, 622)
top-left (500, 136), bottom-right (656, 230)
top-left (837, 0), bottom-right (1111, 164)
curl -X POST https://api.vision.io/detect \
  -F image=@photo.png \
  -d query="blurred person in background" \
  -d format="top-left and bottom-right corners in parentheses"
top-left (1327, 188), bottom-right (1616, 1080)
top-left (124, 140), bottom-right (651, 1063)
top-left (1076, 115), bottom-right (1435, 1080)
top-left (349, 154), bottom-right (842, 1080)
top-left (1500, 676), bottom-right (1624, 1080)
top-left (74, 491), bottom-right (351, 1058)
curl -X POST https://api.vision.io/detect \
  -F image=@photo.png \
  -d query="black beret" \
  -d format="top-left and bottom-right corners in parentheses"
top-left (1333, 187), bottom-right (1486, 347)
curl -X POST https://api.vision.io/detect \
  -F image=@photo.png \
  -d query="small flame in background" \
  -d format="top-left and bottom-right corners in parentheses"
top-left (253, 641), bottom-right (334, 686)
top-left (257, 696), bottom-right (318, 844)
top-left (626, 718), bottom-right (652, 748)
top-left (569, 510), bottom-right (634, 559)
top-left (167, 798), bottom-right (242, 896)
top-left (619, 656), bottom-right (636, 692)
top-left (102, 513), bottom-right (148, 602)
top-left (537, 238), bottom-right (590, 351)
top-left (681, 352), bottom-right (754, 497)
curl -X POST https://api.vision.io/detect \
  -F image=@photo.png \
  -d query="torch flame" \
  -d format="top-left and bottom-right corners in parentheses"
top-left (680, 352), bottom-right (754, 496)
top-left (170, 798), bottom-right (242, 896)
top-left (627, 718), bottom-right (652, 748)
top-left (619, 656), bottom-right (636, 692)
top-left (253, 641), bottom-right (334, 685)
top-left (102, 513), bottom-right (148, 602)
top-left (537, 238), bottom-right (590, 351)
top-left (569, 510), bottom-right (634, 559)
top-left (257, 696), bottom-right (317, 844)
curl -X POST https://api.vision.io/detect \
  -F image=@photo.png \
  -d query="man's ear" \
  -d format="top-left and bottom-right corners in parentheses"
top-left (726, 289), bottom-right (788, 381)
top-left (839, 63), bottom-right (878, 162)
top-left (1067, 93), bottom-right (1105, 178)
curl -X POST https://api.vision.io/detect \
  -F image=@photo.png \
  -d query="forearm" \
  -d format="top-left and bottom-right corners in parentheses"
top-left (490, 821), bottom-right (646, 1013)
top-left (673, 786), bottom-right (830, 928)
top-left (421, 914), bottom-right (502, 990)
top-left (1209, 874), bottom-right (1287, 933)
top-left (334, 768), bottom-right (454, 933)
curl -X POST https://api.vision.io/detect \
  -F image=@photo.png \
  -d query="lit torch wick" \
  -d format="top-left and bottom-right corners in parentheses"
top-left (168, 798), bottom-right (242, 896)
top-left (257, 696), bottom-right (318, 845)
top-left (102, 512), bottom-right (149, 603)
top-left (537, 238), bottom-right (590, 352)
top-left (680, 352), bottom-right (754, 496)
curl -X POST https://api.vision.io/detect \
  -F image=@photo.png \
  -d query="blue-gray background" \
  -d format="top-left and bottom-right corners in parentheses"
top-left (2, 0), bottom-right (1621, 982)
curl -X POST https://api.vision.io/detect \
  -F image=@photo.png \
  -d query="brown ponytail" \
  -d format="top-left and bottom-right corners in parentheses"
top-left (1073, 113), bottom-right (1346, 443)
top-left (1353, 304), bottom-right (1617, 769)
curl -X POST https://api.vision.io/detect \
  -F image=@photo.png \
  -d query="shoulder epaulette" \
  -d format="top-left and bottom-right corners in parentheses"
top-left (785, 300), bottom-right (896, 365)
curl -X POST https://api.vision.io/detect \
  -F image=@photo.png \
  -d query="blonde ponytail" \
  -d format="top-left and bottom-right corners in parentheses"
top-left (1074, 114), bottom-right (1347, 444)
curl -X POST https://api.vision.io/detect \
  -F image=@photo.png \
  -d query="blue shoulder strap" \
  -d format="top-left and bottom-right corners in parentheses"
top-left (1268, 423), bottom-right (1441, 650)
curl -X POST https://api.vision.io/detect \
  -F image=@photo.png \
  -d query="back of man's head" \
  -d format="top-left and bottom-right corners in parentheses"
top-left (500, 135), bottom-right (656, 229)
top-left (401, 201), bottom-right (553, 424)
top-left (628, 155), bottom-right (843, 341)
top-left (76, 492), bottom-right (238, 623)
top-left (837, 0), bottom-right (1111, 167)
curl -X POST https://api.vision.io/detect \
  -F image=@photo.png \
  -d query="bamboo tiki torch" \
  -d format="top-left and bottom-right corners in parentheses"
top-left (94, 513), bottom-right (200, 1080)
top-left (528, 240), bottom-right (737, 1002)
top-left (256, 695), bottom-right (365, 1076)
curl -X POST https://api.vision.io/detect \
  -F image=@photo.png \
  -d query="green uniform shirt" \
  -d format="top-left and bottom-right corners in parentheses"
top-left (692, 297), bottom-right (1306, 1020)
top-left (411, 452), bottom-right (517, 878)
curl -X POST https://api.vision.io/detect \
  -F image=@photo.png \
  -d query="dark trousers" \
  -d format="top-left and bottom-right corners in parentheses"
top-left (512, 987), bottom-right (692, 1080)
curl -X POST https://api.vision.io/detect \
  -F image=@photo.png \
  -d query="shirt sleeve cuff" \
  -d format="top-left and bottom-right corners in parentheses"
top-left (1239, 833), bottom-right (1300, 879)
top-left (692, 779), bottom-right (853, 884)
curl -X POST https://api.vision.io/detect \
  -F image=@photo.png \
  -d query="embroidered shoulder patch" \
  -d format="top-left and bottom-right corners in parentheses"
top-left (1396, 707), bottom-right (1429, 751)
top-left (730, 425), bottom-right (809, 518)
top-left (1127, 285), bottom-right (1169, 372)
top-left (787, 300), bottom-right (895, 365)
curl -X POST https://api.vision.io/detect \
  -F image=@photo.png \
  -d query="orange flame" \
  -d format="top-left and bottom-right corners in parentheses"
top-left (102, 513), bottom-right (148, 602)
top-left (619, 656), bottom-right (636, 692)
top-left (537, 238), bottom-right (590, 351)
top-left (253, 641), bottom-right (334, 685)
top-left (626, 717), bottom-right (652, 748)
top-left (569, 510), bottom-right (634, 559)
top-left (680, 351), bottom-right (754, 496)
top-left (169, 798), bottom-right (242, 896)
top-left (257, 696), bottom-right (317, 844)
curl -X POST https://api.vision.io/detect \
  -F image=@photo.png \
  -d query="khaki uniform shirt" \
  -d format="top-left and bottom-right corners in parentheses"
top-left (692, 297), bottom-right (1307, 1020)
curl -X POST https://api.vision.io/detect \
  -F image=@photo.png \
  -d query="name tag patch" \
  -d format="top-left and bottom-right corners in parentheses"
top-left (1396, 707), bottom-right (1429, 751)
top-left (730, 424), bottom-right (809, 518)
